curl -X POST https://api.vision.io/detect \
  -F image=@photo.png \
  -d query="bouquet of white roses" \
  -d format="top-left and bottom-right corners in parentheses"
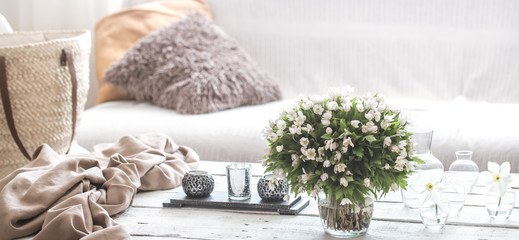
top-left (263, 87), bottom-right (422, 206)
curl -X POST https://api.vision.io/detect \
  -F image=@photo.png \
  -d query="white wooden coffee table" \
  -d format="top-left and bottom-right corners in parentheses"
top-left (116, 161), bottom-right (519, 239)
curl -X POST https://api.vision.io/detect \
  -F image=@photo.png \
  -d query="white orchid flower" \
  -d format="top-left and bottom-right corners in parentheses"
top-left (480, 161), bottom-right (514, 197)
top-left (410, 172), bottom-right (446, 205)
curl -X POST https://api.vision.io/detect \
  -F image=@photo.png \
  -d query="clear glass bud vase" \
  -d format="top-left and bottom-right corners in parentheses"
top-left (401, 128), bottom-right (444, 209)
top-left (448, 150), bottom-right (479, 192)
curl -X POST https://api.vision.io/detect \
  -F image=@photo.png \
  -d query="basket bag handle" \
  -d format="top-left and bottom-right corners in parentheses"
top-left (0, 49), bottom-right (78, 160)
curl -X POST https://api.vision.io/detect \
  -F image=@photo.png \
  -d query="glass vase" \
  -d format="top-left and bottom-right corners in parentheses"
top-left (401, 128), bottom-right (444, 209)
top-left (317, 192), bottom-right (373, 238)
top-left (485, 190), bottom-right (516, 221)
top-left (448, 150), bottom-right (479, 192)
top-left (419, 201), bottom-right (451, 230)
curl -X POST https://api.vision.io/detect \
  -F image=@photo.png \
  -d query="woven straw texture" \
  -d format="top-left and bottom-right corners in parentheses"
top-left (0, 30), bottom-right (90, 178)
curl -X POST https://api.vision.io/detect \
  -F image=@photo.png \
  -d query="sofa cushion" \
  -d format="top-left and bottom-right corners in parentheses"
top-left (94, 0), bottom-right (212, 104)
top-left (103, 13), bottom-right (281, 114)
top-left (77, 99), bottom-right (519, 172)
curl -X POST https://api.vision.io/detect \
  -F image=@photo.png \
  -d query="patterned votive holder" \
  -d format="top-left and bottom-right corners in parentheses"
top-left (257, 174), bottom-right (289, 202)
top-left (226, 163), bottom-right (251, 200)
top-left (182, 170), bottom-right (214, 198)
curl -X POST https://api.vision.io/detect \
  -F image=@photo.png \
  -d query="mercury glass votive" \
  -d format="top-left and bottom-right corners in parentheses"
top-left (226, 163), bottom-right (251, 200)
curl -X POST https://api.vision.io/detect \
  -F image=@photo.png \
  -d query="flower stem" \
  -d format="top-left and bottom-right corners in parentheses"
top-left (496, 196), bottom-right (502, 217)
top-left (435, 204), bottom-right (439, 224)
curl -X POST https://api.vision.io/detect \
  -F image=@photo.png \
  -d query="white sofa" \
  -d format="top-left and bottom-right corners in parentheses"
top-left (77, 0), bottom-right (519, 172)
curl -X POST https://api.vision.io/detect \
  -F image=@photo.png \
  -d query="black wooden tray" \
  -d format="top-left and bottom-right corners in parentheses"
top-left (163, 191), bottom-right (309, 215)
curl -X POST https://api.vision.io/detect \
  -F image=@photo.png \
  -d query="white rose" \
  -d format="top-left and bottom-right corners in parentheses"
top-left (313, 104), bottom-right (324, 115)
top-left (365, 110), bottom-right (375, 121)
top-left (342, 101), bottom-right (352, 112)
top-left (289, 126), bottom-right (302, 135)
top-left (377, 102), bottom-right (387, 112)
top-left (276, 129), bottom-right (284, 137)
top-left (381, 119), bottom-right (391, 130)
top-left (306, 148), bottom-right (316, 160)
top-left (300, 137), bottom-right (309, 147)
top-left (350, 120), bottom-right (360, 128)
top-left (302, 124), bottom-right (314, 133)
top-left (269, 134), bottom-right (278, 142)
top-left (320, 173), bottom-right (329, 181)
top-left (374, 111), bottom-right (381, 122)
top-left (326, 127), bottom-right (333, 135)
top-left (383, 137), bottom-right (391, 148)
top-left (276, 120), bottom-right (286, 130)
top-left (357, 103), bottom-right (365, 112)
top-left (287, 111), bottom-right (297, 121)
top-left (322, 111), bottom-right (332, 120)
top-left (302, 100), bottom-right (314, 110)
top-left (316, 156), bottom-right (323, 162)
top-left (334, 151), bottom-right (342, 161)
top-left (321, 119), bottom-right (331, 126)
top-left (323, 160), bottom-right (331, 168)
top-left (361, 121), bottom-right (378, 134)
top-left (326, 101), bottom-right (339, 111)
top-left (276, 145), bottom-right (284, 152)
top-left (340, 177), bottom-right (348, 187)
top-left (334, 163), bottom-right (347, 173)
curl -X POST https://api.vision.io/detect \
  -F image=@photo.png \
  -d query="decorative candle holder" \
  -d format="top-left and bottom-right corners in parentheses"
top-left (257, 174), bottom-right (289, 202)
top-left (226, 163), bottom-right (251, 200)
top-left (182, 170), bottom-right (214, 198)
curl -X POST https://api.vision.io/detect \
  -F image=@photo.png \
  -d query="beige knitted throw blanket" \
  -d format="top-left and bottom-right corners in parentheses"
top-left (0, 133), bottom-right (199, 240)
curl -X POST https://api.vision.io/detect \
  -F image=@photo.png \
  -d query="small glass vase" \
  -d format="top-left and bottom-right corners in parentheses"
top-left (485, 190), bottom-right (516, 221)
top-left (317, 192), bottom-right (373, 238)
top-left (401, 128), bottom-right (444, 209)
top-left (419, 201), bottom-right (451, 230)
top-left (442, 181), bottom-right (466, 217)
top-left (448, 150), bottom-right (479, 192)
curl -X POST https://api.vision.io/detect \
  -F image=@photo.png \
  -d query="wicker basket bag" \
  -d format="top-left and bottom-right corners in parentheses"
top-left (0, 30), bottom-right (90, 178)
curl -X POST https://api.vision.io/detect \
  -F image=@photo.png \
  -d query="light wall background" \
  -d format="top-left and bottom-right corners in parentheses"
top-left (0, 0), bottom-right (147, 108)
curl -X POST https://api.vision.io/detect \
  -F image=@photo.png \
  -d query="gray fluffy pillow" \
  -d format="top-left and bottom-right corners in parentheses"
top-left (104, 13), bottom-right (281, 114)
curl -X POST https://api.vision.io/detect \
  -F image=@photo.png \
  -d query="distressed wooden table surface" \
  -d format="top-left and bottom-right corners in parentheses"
top-left (116, 161), bottom-right (519, 239)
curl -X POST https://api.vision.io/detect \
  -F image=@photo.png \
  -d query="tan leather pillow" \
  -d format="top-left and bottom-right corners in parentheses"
top-left (95, 0), bottom-right (212, 104)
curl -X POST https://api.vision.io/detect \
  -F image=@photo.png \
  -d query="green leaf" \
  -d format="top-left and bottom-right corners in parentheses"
top-left (364, 135), bottom-right (376, 143)
top-left (353, 148), bottom-right (364, 158)
top-left (340, 119), bottom-right (347, 131)
top-left (321, 134), bottom-right (333, 140)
